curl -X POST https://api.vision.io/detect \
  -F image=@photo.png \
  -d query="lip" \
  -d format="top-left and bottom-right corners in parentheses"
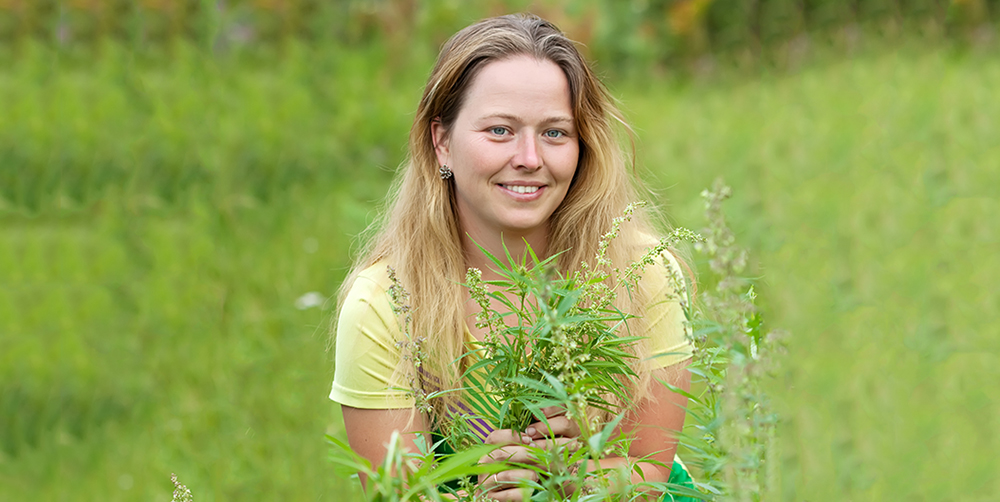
top-left (498, 181), bottom-right (545, 187)
top-left (497, 182), bottom-right (546, 200)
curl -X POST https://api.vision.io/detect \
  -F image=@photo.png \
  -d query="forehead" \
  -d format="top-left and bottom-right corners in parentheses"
top-left (458, 55), bottom-right (574, 121)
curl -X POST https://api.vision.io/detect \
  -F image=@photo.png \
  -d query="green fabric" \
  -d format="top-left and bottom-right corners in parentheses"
top-left (663, 457), bottom-right (698, 502)
top-left (431, 431), bottom-right (466, 493)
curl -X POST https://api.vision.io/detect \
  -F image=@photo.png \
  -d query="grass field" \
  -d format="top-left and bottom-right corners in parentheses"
top-left (1, 41), bottom-right (998, 500)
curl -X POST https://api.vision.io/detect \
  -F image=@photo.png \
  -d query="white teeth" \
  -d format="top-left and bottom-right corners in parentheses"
top-left (503, 185), bottom-right (539, 194)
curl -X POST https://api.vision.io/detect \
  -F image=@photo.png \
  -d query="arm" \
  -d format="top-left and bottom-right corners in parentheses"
top-left (597, 251), bottom-right (693, 487)
top-left (333, 267), bottom-right (434, 490)
top-left (599, 360), bottom-right (691, 487)
top-left (341, 406), bottom-right (432, 489)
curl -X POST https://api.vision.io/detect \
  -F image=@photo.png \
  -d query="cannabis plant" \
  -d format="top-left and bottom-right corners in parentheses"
top-left (463, 212), bottom-right (698, 429)
top-left (328, 186), bottom-right (785, 501)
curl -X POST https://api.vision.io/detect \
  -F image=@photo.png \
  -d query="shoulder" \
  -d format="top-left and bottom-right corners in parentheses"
top-left (337, 262), bottom-right (401, 340)
top-left (631, 236), bottom-right (693, 369)
top-left (631, 232), bottom-right (687, 294)
top-left (347, 262), bottom-right (395, 298)
top-left (340, 262), bottom-right (402, 314)
top-left (332, 261), bottom-right (414, 408)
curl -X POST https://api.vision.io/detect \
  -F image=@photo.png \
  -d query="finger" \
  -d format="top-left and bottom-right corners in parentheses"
top-left (481, 444), bottom-right (541, 465)
top-left (484, 429), bottom-right (534, 446)
top-left (480, 439), bottom-right (581, 467)
top-left (481, 469), bottom-right (539, 496)
top-left (540, 405), bottom-right (565, 418)
top-left (531, 437), bottom-right (582, 452)
top-left (477, 472), bottom-right (498, 491)
top-left (487, 486), bottom-right (535, 502)
top-left (525, 415), bottom-right (581, 439)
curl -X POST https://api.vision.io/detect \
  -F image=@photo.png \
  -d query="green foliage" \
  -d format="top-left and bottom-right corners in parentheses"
top-left (672, 181), bottom-right (786, 500)
top-left (327, 432), bottom-right (505, 502)
top-left (330, 188), bottom-right (782, 501)
top-left (329, 205), bottom-right (703, 501)
top-left (458, 216), bottom-right (701, 432)
top-left (625, 48), bottom-right (1000, 500)
top-left (1, 0), bottom-right (995, 71)
top-left (0, 40), bottom-right (422, 213)
top-left (461, 240), bottom-right (639, 435)
top-left (0, 188), bottom-right (368, 500)
top-left (3, 35), bottom-right (999, 502)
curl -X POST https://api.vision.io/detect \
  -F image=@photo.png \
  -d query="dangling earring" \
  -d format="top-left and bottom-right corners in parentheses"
top-left (439, 164), bottom-right (453, 180)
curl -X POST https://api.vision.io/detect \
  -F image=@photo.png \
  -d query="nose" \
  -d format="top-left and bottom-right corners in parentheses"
top-left (514, 133), bottom-right (542, 171)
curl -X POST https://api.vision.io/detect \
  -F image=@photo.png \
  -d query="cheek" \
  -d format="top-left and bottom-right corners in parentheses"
top-left (554, 149), bottom-right (580, 183)
top-left (455, 137), bottom-right (497, 172)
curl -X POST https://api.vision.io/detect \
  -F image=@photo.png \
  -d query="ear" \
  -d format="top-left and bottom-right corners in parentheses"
top-left (430, 119), bottom-right (450, 167)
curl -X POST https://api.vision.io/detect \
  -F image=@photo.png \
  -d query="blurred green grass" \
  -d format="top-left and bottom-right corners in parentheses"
top-left (624, 47), bottom-right (1000, 499)
top-left (0, 41), bottom-right (427, 211)
top-left (2, 38), bottom-right (999, 501)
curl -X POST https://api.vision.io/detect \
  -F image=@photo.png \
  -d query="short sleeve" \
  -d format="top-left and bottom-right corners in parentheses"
top-left (330, 265), bottom-right (416, 409)
top-left (639, 251), bottom-right (694, 371)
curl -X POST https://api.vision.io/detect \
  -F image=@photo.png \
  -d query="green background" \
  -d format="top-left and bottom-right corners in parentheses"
top-left (2, 1), bottom-right (998, 500)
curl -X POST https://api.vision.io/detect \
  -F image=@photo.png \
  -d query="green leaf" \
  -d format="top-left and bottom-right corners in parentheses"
top-left (686, 366), bottom-right (710, 379)
top-left (658, 379), bottom-right (702, 404)
top-left (692, 481), bottom-right (723, 494)
top-left (325, 435), bottom-right (374, 477)
top-left (412, 445), bottom-right (505, 491)
top-left (588, 412), bottom-right (625, 455)
top-left (660, 482), bottom-right (714, 500)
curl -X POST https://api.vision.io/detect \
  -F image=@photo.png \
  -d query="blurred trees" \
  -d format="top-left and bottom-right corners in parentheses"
top-left (1, 1), bottom-right (995, 66)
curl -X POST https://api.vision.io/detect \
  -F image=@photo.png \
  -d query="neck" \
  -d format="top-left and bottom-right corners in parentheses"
top-left (461, 226), bottom-right (549, 281)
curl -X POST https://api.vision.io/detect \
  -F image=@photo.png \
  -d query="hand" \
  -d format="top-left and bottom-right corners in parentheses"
top-left (477, 407), bottom-right (582, 501)
top-left (477, 428), bottom-right (536, 501)
top-left (524, 406), bottom-right (581, 441)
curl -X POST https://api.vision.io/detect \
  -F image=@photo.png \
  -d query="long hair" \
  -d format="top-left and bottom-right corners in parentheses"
top-left (336, 13), bottom-right (677, 426)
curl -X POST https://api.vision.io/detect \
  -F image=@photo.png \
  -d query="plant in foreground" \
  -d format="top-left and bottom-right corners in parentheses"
top-left (328, 431), bottom-right (506, 502)
top-left (672, 179), bottom-right (787, 501)
top-left (328, 183), bottom-right (785, 501)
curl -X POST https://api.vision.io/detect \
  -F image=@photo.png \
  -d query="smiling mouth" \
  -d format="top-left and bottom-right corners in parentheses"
top-left (500, 184), bottom-right (540, 194)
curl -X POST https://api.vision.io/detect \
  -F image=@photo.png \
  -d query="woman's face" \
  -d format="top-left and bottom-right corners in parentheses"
top-left (432, 55), bottom-right (579, 245)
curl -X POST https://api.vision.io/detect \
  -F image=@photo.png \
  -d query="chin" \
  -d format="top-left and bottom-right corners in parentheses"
top-left (491, 209), bottom-right (559, 237)
top-left (499, 219), bottom-right (548, 235)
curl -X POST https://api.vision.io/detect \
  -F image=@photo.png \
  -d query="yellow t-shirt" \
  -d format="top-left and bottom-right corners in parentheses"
top-left (329, 256), bottom-right (693, 410)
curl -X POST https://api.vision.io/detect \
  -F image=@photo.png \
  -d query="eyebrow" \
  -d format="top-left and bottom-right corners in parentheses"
top-left (479, 112), bottom-right (574, 125)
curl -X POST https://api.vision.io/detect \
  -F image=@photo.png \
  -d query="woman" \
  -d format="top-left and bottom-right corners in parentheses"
top-left (330, 13), bottom-right (693, 501)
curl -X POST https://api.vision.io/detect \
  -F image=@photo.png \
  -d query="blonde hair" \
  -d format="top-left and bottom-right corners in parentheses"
top-left (336, 13), bottom-right (676, 426)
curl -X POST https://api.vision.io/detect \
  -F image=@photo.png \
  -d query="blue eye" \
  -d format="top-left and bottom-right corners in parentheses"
top-left (490, 127), bottom-right (508, 136)
top-left (544, 130), bottom-right (564, 138)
